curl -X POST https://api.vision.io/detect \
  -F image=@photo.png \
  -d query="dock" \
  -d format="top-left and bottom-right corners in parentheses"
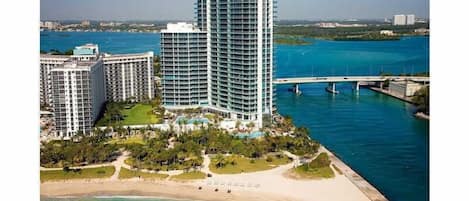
top-left (321, 146), bottom-right (389, 201)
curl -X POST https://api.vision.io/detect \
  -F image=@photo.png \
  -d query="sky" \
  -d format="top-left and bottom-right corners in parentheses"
top-left (41, 0), bottom-right (429, 21)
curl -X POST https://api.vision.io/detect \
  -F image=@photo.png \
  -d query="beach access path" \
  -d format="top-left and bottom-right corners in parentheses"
top-left (42, 148), bottom-right (381, 201)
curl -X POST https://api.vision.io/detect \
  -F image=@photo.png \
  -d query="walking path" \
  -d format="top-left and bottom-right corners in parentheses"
top-left (110, 151), bottom-right (129, 180)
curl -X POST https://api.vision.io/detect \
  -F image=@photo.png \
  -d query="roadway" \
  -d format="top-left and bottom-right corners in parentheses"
top-left (273, 76), bottom-right (429, 85)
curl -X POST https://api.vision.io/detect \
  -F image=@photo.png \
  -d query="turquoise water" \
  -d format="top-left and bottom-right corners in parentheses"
top-left (40, 32), bottom-right (429, 201)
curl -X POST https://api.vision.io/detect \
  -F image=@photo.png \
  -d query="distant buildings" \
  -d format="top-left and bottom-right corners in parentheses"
top-left (380, 30), bottom-right (395, 36)
top-left (81, 20), bottom-right (91, 27)
top-left (40, 44), bottom-right (155, 137)
top-left (41, 21), bottom-right (60, 30)
top-left (414, 28), bottom-right (430, 35)
top-left (393, 14), bottom-right (416, 26)
top-left (406, 15), bottom-right (416, 25)
top-left (393, 15), bottom-right (407, 25)
top-left (161, 23), bottom-right (208, 109)
top-left (316, 22), bottom-right (367, 28)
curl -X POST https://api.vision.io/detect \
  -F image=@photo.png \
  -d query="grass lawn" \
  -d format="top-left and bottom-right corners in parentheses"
top-left (40, 166), bottom-right (115, 182)
top-left (108, 136), bottom-right (146, 145)
top-left (288, 152), bottom-right (335, 179)
top-left (170, 171), bottom-right (206, 180)
top-left (118, 167), bottom-right (168, 180)
top-left (291, 165), bottom-right (335, 179)
top-left (209, 154), bottom-right (292, 174)
top-left (121, 104), bottom-right (159, 125)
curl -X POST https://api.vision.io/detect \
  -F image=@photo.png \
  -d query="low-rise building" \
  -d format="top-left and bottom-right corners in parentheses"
top-left (389, 80), bottom-right (425, 97)
top-left (380, 30), bottom-right (395, 36)
top-left (72, 43), bottom-right (99, 61)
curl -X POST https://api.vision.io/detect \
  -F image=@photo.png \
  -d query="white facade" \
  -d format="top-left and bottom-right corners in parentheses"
top-left (380, 30), bottom-right (394, 36)
top-left (51, 60), bottom-right (106, 137)
top-left (102, 52), bottom-right (155, 102)
top-left (393, 15), bottom-right (407, 26)
top-left (162, 0), bottom-right (276, 128)
top-left (406, 15), bottom-right (416, 25)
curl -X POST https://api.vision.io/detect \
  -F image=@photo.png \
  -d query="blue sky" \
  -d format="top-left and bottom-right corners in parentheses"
top-left (41, 0), bottom-right (429, 21)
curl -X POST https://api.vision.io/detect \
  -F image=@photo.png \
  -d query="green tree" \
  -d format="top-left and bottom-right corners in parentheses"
top-left (412, 86), bottom-right (429, 114)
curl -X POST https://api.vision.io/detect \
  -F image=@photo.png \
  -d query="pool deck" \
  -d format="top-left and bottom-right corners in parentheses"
top-left (321, 146), bottom-right (389, 201)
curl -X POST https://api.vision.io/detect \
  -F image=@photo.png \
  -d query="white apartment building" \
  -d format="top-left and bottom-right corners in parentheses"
top-left (102, 52), bottom-right (155, 102)
top-left (51, 60), bottom-right (106, 137)
top-left (406, 15), bottom-right (416, 25)
top-left (40, 44), bottom-right (155, 137)
top-left (393, 15), bottom-right (407, 25)
top-left (161, 23), bottom-right (208, 109)
top-left (40, 55), bottom-right (70, 107)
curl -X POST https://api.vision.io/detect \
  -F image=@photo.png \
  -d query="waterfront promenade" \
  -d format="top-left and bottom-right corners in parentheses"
top-left (321, 146), bottom-right (389, 201)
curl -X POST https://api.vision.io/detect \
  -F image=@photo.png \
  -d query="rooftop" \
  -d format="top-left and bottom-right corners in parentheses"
top-left (161, 22), bottom-right (202, 33)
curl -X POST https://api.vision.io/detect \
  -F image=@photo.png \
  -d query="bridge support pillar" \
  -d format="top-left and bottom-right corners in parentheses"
top-left (355, 82), bottom-right (360, 92)
top-left (326, 82), bottom-right (339, 94)
top-left (379, 82), bottom-right (384, 89)
top-left (294, 84), bottom-right (301, 95)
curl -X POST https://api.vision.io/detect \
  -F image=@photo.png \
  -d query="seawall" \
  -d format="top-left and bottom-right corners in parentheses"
top-left (321, 146), bottom-right (389, 201)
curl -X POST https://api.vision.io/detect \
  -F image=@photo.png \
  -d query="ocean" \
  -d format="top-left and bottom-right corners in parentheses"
top-left (40, 31), bottom-right (429, 201)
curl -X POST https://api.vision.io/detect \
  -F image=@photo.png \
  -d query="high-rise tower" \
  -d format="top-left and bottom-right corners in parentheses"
top-left (203, 0), bottom-right (275, 127)
top-left (162, 0), bottom-right (276, 128)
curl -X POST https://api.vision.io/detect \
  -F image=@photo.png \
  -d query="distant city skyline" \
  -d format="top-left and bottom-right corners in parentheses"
top-left (41, 0), bottom-right (429, 21)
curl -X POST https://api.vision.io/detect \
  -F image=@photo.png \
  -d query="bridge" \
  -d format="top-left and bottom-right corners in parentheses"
top-left (273, 76), bottom-right (429, 94)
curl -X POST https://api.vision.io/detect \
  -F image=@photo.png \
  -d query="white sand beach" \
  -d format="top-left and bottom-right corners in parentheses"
top-left (41, 148), bottom-right (376, 201)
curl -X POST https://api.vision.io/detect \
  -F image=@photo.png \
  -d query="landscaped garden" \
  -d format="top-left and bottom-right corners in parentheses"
top-left (170, 171), bottom-right (207, 180)
top-left (209, 154), bottom-right (292, 174)
top-left (97, 100), bottom-right (164, 126)
top-left (40, 166), bottom-right (115, 182)
top-left (118, 167), bottom-right (169, 180)
top-left (288, 152), bottom-right (335, 179)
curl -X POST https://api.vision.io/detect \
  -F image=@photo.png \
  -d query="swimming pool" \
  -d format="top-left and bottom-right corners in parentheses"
top-left (175, 116), bottom-right (209, 124)
top-left (235, 131), bottom-right (265, 139)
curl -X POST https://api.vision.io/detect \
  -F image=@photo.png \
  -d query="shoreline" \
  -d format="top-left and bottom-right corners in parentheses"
top-left (41, 146), bottom-right (383, 201)
top-left (320, 146), bottom-right (389, 201)
top-left (41, 180), bottom-right (296, 201)
top-left (366, 86), bottom-right (430, 121)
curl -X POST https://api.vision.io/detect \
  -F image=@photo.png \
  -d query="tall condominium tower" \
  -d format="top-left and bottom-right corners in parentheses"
top-left (161, 23), bottom-right (208, 108)
top-left (206, 0), bottom-right (275, 127)
top-left (161, 0), bottom-right (276, 127)
top-left (51, 60), bottom-right (106, 137)
top-left (102, 52), bottom-right (155, 102)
